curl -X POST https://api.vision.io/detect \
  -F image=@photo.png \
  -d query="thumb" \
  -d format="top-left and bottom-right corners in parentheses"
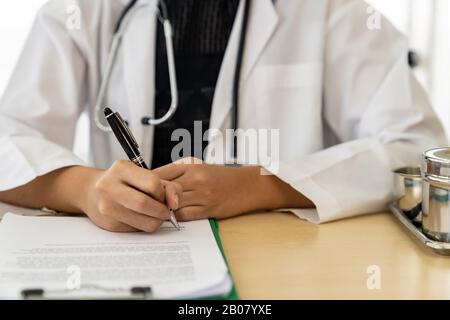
top-left (162, 180), bottom-right (182, 211)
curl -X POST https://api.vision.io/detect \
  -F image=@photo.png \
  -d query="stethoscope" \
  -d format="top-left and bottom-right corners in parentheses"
top-left (95, 0), bottom-right (253, 160)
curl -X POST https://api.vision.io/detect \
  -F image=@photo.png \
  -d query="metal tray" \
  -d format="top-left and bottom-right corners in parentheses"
top-left (389, 203), bottom-right (450, 256)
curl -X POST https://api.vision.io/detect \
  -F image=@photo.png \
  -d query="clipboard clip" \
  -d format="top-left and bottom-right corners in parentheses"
top-left (21, 284), bottom-right (152, 300)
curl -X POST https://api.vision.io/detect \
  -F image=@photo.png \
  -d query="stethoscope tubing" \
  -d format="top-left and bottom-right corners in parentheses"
top-left (95, 0), bottom-right (255, 161)
top-left (95, 0), bottom-right (179, 131)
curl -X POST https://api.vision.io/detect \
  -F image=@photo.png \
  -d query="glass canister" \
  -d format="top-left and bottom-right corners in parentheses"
top-left (422, 148), bottom-right (450, 242)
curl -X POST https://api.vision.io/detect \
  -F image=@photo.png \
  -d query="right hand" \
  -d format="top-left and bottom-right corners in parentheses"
top-left (82, 160), bottom-right (182, 233)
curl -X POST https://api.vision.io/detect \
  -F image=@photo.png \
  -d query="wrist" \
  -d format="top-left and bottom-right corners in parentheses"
top-left (239, 165), bottom-right (314, 212)
top-left (73, 167), bottom-right (104, 213)
top-left (237, 166), bottom-right (272, 212)
top-left (45, 166), bottom-right (103, 214)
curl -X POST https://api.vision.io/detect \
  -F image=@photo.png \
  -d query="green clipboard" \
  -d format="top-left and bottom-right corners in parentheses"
top-left (202, 219), bottom-right (239, 300)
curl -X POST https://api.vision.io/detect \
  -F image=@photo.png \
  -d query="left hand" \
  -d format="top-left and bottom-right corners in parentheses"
top-left (153, 158), bottom-right (260, 221)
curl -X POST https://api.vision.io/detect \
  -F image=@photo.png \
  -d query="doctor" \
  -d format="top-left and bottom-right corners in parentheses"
top-left (0, 0), bottom-right (446, 232)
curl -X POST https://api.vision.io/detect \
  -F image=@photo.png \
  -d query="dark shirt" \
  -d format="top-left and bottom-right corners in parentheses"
top-left (151, 0), bottom-right (239, 169)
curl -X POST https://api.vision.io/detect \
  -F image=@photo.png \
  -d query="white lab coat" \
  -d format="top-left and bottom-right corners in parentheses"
top-left (0, 0), bottom-right (447, 223)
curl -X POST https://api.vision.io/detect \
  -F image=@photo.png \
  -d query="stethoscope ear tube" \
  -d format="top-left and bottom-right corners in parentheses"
top-left (141, 19), bottom-right (179, 126)
top-left (230, 0), bottom-right (251, 162)
top-left (94, 34), bottom-right (122, 132)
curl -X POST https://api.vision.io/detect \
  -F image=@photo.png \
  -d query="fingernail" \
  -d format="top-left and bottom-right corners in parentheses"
top-left (173, 194), bottom-right (179, 209)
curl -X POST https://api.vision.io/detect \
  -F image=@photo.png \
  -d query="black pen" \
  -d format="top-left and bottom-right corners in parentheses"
top-left (104, 107), bottom-right (181, 231)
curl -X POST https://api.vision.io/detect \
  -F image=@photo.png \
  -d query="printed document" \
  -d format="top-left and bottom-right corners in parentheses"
top-left (0, 213), bottom-right (232, 299)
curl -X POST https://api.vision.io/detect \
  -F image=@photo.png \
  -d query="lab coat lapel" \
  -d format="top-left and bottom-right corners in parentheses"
top-left (121, 0), bottom-right (157, 165)
top-left (209, 0), bottom-right (279, 134)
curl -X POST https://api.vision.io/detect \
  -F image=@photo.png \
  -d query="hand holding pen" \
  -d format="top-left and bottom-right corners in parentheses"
top-left (104, 107), bottom-right (181, 231)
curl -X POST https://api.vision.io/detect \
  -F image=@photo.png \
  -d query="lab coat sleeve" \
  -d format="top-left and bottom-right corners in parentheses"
top-left (0, 2), bottom-right (87, 191)
top-left (268, 0), bottom-right (448, 223)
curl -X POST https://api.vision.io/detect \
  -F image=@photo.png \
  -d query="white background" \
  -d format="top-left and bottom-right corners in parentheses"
top-left (0, 0), bottom-right (448, 159)
top-left (0, 1), bottom-right (44, 95)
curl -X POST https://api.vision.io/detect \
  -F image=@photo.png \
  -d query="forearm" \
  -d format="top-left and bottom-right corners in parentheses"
top-left (244, 166), bottom-right (315, 212)
top-left (0, 166), bottom-right (101, 214)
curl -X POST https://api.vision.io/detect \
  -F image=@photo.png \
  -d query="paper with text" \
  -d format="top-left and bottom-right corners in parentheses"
top-left (0, 213), bottom-right (231, 299)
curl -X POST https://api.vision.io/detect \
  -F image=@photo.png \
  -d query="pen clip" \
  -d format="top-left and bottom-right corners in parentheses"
top-left (116, 113), bottom-right (139, 150)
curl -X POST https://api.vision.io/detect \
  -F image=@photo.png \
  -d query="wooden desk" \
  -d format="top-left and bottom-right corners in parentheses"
top-left (218, 212), bottom-right (450, 300)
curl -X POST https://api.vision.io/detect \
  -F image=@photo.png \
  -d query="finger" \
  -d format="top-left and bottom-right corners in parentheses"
top-left (174, 157), bottom-right (203, 165)
top-left (113, 161), bottom-right (165, 202)
top-left (178, 191), bottom-right (204, 208)
top-left (171, 174), bottom-right (198, 192)
top-left (162, 181), bottom-right (183, 210)
top-left (110, 224), bottom-right (137, 233)
top-left (109, 185), bottom-right (171, 220)
top-left (107, 202), bottom-right (165, 233)
top-left (175, 206), bottom-right (208, 221)
top-left (91, 215), bottom-right (138, 233)
top-left (153, 162), bottom-right (187, 181)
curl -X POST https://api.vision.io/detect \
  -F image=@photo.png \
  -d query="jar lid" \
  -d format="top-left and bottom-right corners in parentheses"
top-left (423, 148), bottom-right (450, 180)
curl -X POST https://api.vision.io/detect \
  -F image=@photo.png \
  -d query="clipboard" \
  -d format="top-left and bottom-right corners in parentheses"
top-left (206, 219), bottom-right (239, 300)
top-left (20, 219), bottom-right (238, 300)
